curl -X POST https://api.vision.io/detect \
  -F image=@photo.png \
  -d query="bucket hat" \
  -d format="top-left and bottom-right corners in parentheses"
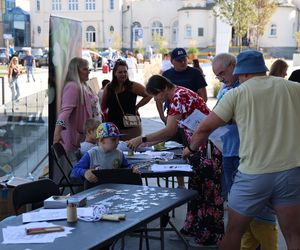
top-left (96, 122), bottom-right (124, 139)
top-left (171, 48), bottom-right (187, 61)
top-left (233, 50), bottom-right (268, 75)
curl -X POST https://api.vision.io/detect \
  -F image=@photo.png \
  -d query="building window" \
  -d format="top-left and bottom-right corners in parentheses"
top-left (86, 26), bottom-right (96, 42)
top-left (185, 25), bottom-right (192, 38)
top-left (132, 22), bottom-right (142, 41)
top-left (198, 28), bottom-right (204, 37)
top-left (69, 0), bottom-right (79, 11)
top-left (151, 21), bottom-right (163, 37)
top-left (37, 26), bottom-right (41, 34)
top-left (36, 0), bottom-right (40, 11)
top-left (270, 24), bottom-right (277, 37)
top-left (109, 0), bottom-right (114, 10)
top-left (110, 26), bottom-right (114, 33)
top-left (172, 21), bottom-right (178, 43)
top-left (52, 0), bottom-right (61, 11)
top-left (85, 0), bottom-right (95, 10)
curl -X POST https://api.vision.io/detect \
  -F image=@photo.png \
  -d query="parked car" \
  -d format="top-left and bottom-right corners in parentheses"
top-left (37, 51), bottom-right (48, 67)
top-left (0, 47), bottom-right (9, 65)
top-left (32, 48), bottom-right (43, 67)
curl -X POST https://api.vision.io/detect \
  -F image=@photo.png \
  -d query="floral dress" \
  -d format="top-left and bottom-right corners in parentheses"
top-left (168, 86), bottom-right (224, 246)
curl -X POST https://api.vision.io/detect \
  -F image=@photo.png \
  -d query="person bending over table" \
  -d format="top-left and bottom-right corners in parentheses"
top-left (127, 75), bottom-right (224, 247)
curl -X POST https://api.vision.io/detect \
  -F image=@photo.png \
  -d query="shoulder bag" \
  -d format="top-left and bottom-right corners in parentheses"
top-left (115, 93), bottom-right (141, 127)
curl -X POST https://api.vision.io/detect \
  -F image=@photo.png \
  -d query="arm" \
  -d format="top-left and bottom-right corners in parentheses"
top-left (197, 87), bottom-right (208, 103)
top-left (101, 84), bottom-right (109, 112)
top-left (155, 100), bottom-right (167, 124)
top-left (182, 112), bottom-right (226, 158)
top-left (120, 153), bottom-right (131, 168)
top-left (131, 82), bottom-right (152, 111)
top-left (126, 114), bottom-right (181, 151)
top-left (71, 153), bottom-right (98, 183)
top-left (8, 66), bottom-right (12, 82)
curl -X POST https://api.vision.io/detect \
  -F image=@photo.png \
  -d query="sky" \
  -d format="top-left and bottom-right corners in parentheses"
top-left (16, 0), bottom-right (30, 11)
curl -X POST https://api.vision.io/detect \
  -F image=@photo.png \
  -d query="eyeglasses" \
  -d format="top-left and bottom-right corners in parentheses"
top-left (215, 62), bottom-right (232, 80)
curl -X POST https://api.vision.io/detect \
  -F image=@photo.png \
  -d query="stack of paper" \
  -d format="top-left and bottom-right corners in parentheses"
top-left (44, 196), bottom-right (87, 209)
top-left (2, 222), bottom-right (74, 244)
top-left (151, 164), bottom-right (192, 172)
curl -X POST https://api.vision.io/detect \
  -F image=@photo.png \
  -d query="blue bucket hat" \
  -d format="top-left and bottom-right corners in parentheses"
top-left (233, 50), bottom-right (268, 75)
top-left (171, 48), bottom-right (187, 61)
top-left (96, 122), bottom-right (124, 139)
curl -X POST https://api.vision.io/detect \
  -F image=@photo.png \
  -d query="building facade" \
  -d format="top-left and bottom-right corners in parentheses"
top-left (29, 0), bottom-right (299, 57)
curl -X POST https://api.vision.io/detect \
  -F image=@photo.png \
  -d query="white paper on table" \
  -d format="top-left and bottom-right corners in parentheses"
top-left (178, 109), bottom-right (228, 152)
top-left (144, 151), bottom-right (174, 160)
top-left (151, 164), bottom-right (192, 172)
top-left (2, 222), bottom-right (74, 244)
top-left (22, 207), bottom-right (94, 223)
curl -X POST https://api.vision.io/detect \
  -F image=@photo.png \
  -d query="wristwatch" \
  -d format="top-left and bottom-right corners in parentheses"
top-left (142, 136), bottom-right (147, 143)
top-left (187, 144), bottom-right (197, 154)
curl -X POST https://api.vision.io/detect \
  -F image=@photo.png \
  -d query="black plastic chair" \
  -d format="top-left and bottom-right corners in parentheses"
top-left (12, 178), bottom-right (60, 215)
top-left (85, 169), bottom-right (149, 250)
top-left (51, 143), bottom-right (83, 194)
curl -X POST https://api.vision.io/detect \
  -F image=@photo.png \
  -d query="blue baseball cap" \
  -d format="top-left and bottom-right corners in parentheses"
top-left (171, 48), bottom-right (187, 61)
top-left (96, 122), bottom-right (124, 139)
top-left (233, 50), bottom-right (268, 75)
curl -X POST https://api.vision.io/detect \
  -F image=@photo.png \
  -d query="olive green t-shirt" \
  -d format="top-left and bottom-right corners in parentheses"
top-left (214, 76), bottom-right (300, 174)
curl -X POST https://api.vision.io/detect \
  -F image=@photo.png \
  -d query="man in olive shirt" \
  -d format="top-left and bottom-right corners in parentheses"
top-left (183, 50), bottom-right (300, 249)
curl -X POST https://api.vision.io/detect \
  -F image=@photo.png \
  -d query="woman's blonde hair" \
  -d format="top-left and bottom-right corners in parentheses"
top-left (269, 59), bottom-right (288, 77)
top-left (9, 56), bottom-right (18, 67)
top-left (64, 57), bottom-right (89, 104)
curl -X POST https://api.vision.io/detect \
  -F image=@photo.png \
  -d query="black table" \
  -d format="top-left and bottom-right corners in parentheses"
top-left (0, 183), bottom-right (197, 250)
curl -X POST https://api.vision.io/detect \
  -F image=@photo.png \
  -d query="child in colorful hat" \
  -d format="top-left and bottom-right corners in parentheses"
top-left (72, 122), bottom-right (138, 183)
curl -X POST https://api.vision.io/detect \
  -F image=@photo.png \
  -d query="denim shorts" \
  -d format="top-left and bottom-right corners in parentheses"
top-left (228, 167), bottom-right (300, 217)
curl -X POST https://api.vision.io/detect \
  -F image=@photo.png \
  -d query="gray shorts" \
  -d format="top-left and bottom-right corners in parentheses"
top-left (228, 167), bottom-right (300, 217)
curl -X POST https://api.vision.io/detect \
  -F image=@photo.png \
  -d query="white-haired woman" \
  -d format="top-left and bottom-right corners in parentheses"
top-left (53, 57), bottom-right (101, 161)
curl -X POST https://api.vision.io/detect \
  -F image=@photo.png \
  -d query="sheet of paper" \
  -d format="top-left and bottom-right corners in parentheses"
top-left (179, 109), bottom-right (228, 152)
top-left (151, 164), bottom-right (192, 172)
top-left (2, 222), bottom-right (74, 244)
top-left (22, 207), bottom-right (94, 223)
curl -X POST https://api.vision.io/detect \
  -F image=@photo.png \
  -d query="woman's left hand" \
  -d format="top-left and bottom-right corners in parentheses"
top-left (182, 147), bottom-right (192, 160)
top-left (126, 136), bottom-right (142, 151)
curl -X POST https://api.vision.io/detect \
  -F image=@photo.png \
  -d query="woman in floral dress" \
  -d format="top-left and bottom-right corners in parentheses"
top-left (127, 74), bottom-right (224, 247)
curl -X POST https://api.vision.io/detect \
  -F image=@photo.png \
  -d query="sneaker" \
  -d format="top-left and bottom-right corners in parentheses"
top-left (168, 232), bottom-right (194, 241)
top-left (188, 239), bottom-right (218, 248)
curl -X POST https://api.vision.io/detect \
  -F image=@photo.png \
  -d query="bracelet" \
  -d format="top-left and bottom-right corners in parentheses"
top-left (55, 120), bottom-right (66, 128)
top-left (187, 144), bottom-right (197, 154)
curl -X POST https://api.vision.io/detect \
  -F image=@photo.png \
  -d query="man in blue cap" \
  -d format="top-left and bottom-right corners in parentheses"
top-left (156, 47), bottom-right (207, 124)
top-left (183, 50), bottom-right (300, 249)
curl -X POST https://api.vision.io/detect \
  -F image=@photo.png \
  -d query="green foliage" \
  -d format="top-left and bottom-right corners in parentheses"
top-left (158, 47), bottom-right (169, 55)
top-left (213, 81), bottom-right (222, 98)
top-left (134, 47), bottom-right (144, 55)
top-left (187, 47), bottom-right (199, 55)
top-left (152, 34), bottom-right (168, 53)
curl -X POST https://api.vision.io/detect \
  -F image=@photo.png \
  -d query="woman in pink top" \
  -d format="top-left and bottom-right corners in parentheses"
top-left (53, 57), bottom-right (101, 160)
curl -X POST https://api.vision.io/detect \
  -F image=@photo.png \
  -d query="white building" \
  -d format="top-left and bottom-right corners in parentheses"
top-left (29, 0), bottom-right (300, 57)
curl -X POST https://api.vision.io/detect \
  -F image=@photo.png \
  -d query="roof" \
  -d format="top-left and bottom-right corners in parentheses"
top-left (178, 3), bottom-right (215, 11)
top-left (9, 7), bottom-right (30, 16)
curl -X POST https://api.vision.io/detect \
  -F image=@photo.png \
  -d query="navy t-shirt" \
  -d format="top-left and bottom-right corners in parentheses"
top-left (162, 66), bottom-right (207, 93)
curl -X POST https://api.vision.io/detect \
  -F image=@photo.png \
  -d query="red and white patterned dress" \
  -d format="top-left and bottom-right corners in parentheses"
top-left (168, 86), bottom-right (224, 246)
top-left (168, 86), bottom-right (210, 142)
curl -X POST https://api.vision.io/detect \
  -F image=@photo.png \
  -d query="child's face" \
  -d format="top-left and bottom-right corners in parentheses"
top-left (100, 137), bottom-right (119, 152)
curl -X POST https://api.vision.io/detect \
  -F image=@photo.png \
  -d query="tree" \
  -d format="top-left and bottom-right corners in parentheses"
top-left (251, 0), bottom-right (278, 49)
top-left (214, 0), bottom-right (256, 50)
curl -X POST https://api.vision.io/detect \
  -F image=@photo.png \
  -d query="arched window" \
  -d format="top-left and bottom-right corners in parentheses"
top-left (36, 0), bottom-right (40, 11)
top-left (172, 21), bottom-right (178, 43)
top-left (110, 26), bottom-right (114, 33)
top-left (133, 22), bottom-right (143, 41)
top-left (270, 24), bottom-right (277, 37)
top-left (185, 25), bottom-right (192, 38)
top-left (151, 21), bottom-right (163, 37)
top-left (86, 26), bottom-right (96, 42)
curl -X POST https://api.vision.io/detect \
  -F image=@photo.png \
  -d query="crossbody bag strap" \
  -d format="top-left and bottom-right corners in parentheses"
top-left (115, 93), bottom-right (126, 115)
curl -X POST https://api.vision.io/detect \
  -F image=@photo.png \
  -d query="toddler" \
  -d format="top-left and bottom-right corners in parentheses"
top-left (72, 122), bottom-right (137, 183)
top-left (80, 118), bottom-right (101, 155)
